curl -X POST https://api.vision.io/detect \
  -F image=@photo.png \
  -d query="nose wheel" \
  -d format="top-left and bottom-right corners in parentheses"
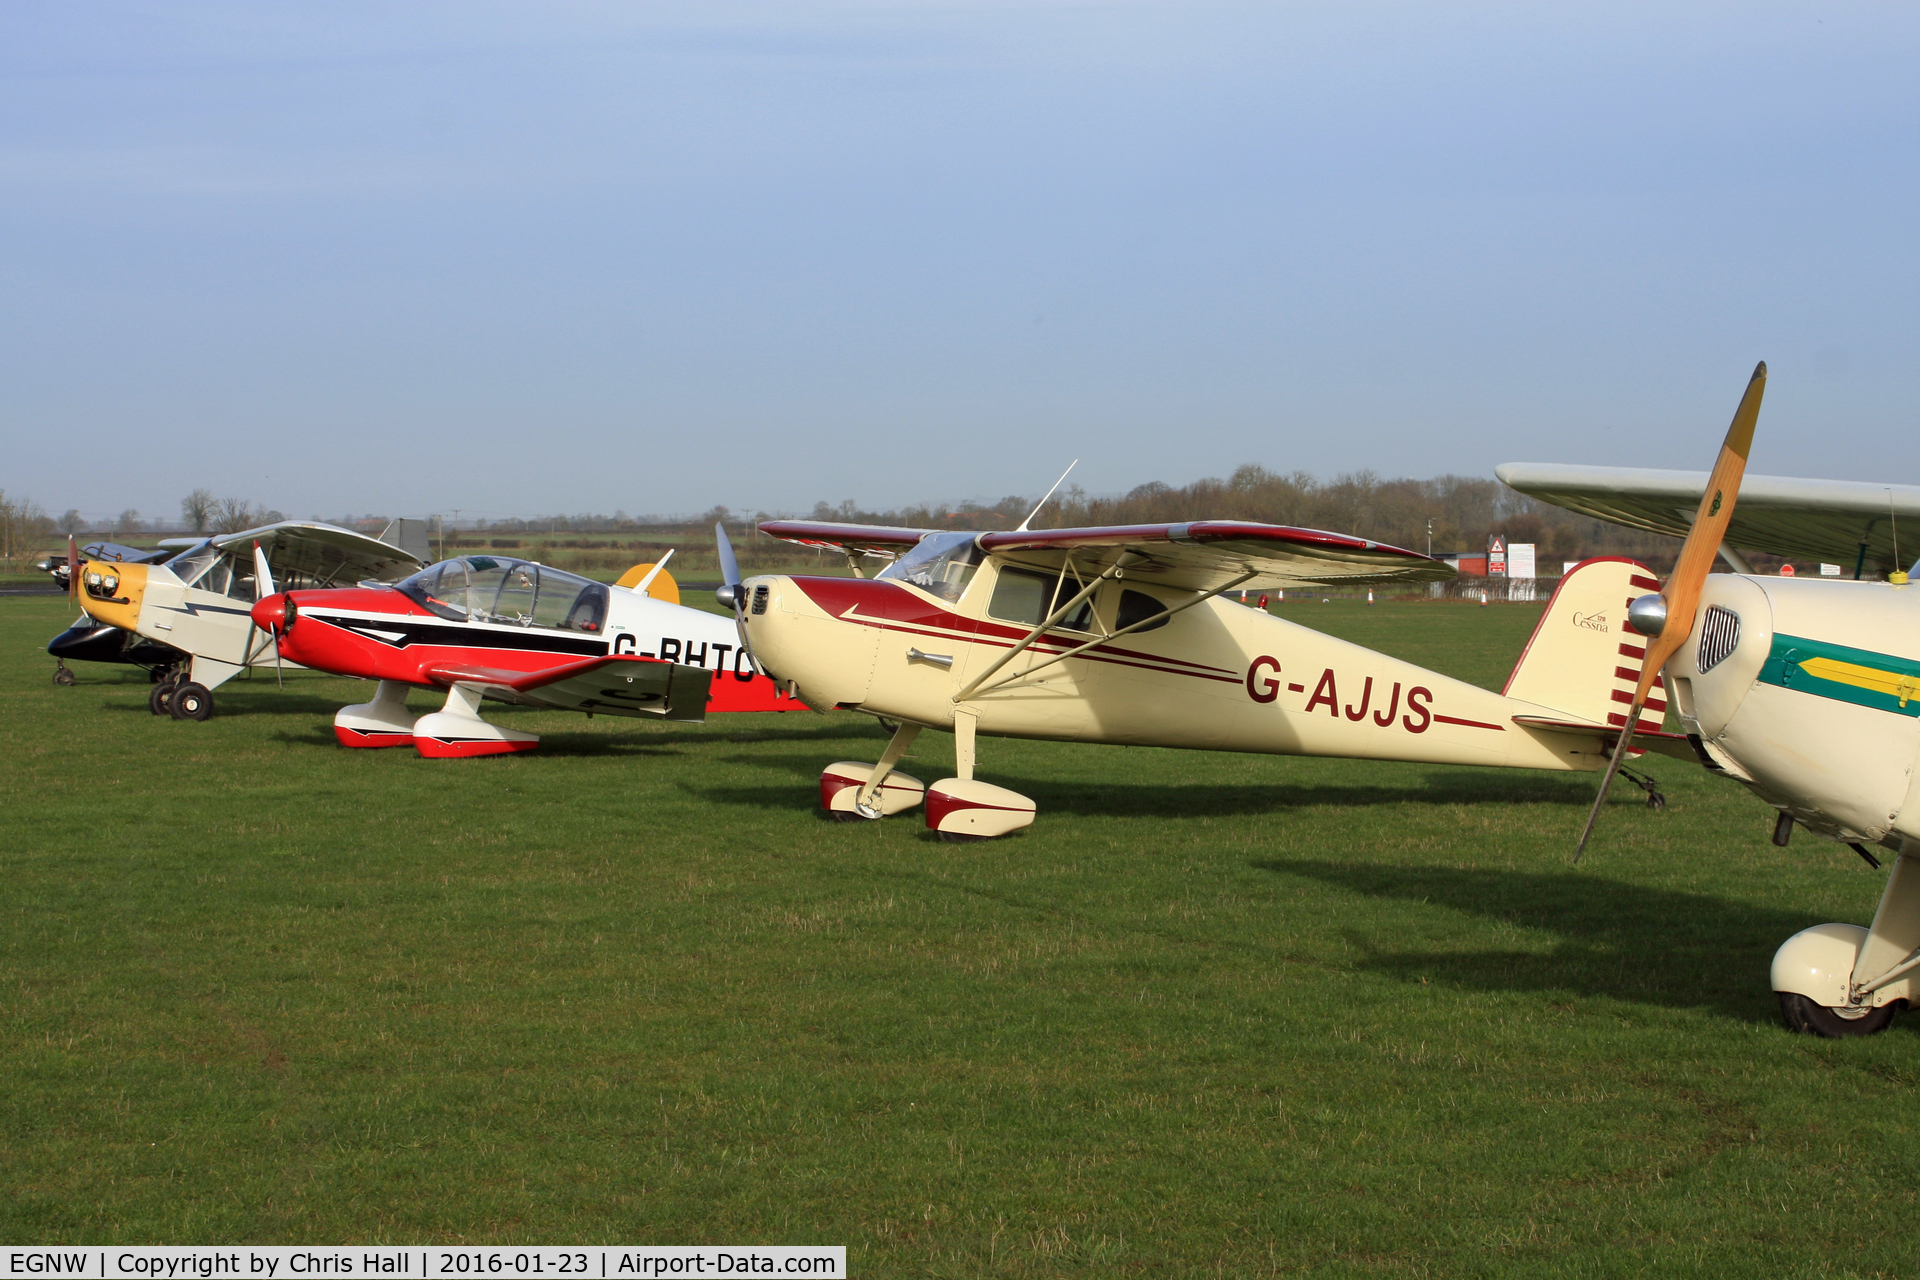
top-left (1777, 992), bottom-right (1897, 1038)
top-left (1774, 858), bottom-right (1920, 1038)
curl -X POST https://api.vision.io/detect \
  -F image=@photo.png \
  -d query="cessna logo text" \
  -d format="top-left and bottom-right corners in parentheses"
top-left (1573, 611), bottom-right (1608, 632)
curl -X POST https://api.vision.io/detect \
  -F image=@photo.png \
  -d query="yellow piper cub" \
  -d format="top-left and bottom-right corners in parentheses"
top-left (727, 516), bottom-right (1686, 841)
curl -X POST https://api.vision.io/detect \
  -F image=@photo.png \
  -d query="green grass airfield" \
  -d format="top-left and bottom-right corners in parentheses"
top-left (5, 594), bottom-right (1919, 1276)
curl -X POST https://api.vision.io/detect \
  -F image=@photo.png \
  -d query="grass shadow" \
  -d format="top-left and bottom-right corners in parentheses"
top-left (693, 768), bottom-right (1609, 827)
top-left (1008, 770), bottom-right (1602, 816)
top-left (1254, 858), bottom-right (1846, 1025)
top-left (532, 721), bottom-right (878, 753)
top-left (710, 756), bottom-right (1603, 811)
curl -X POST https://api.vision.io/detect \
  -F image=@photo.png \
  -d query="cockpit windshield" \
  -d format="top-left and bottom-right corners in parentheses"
top-left (876, 531), bottom-right (984, 603)
top-left (166, 540), bottom-right (220, 588)
top-left (397, 556), bottom-right (609, 633)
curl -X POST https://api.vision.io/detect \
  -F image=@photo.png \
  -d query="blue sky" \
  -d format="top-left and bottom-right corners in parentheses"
top-left (4, 2), bottom-right (1916, 524)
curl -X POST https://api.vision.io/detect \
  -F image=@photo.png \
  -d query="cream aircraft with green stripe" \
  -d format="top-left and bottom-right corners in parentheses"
top-left (1508, 456), bottom-right (1920, 1039)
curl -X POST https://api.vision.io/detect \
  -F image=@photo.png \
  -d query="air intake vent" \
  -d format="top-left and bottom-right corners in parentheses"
top-left (1697, 606), bottom-right (1741, 673)
top-left (751, 584), bottom-right (770, 615)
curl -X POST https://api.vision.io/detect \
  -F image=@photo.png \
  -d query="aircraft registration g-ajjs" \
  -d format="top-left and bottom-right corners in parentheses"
top-left (1501, 363), bottom-right (1920, 1037)
top-left (726, 498), bottom-right (1694, 841)
top-left (251, 545), bottom-right (796, 758)
top-left (76, 519), bottom-right (431, 720)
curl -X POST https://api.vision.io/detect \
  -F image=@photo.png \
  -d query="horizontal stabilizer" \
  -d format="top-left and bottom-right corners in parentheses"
top-left (1510, 715), bottom-right (1699, 762)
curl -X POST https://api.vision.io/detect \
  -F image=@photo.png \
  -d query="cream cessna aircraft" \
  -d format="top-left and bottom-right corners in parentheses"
top-left (720, 483), bottom-right (1694, 846)
top-left (76, 519), bottom-right (430, 719)
top-left (1502, 365), bottom-right (1920, 1037)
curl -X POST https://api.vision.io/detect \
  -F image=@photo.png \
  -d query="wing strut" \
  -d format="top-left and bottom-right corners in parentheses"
top-left (954, 553), bottom-right (1139, 701)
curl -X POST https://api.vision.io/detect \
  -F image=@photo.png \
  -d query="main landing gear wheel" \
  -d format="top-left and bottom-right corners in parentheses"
top-left (1778, 992), bottom-right (1898, 1038)
top-left (52, 665), bottom-right (76, 687)
top-left (169, 682), bottom-right (214, 721)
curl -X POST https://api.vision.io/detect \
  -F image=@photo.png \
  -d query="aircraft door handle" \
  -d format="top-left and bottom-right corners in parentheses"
top-left (907, 648), bottom-right (954, 669)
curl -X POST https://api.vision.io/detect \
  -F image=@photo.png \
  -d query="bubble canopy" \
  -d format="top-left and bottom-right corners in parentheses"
top-left (396, 556), bottom-right (609, 633)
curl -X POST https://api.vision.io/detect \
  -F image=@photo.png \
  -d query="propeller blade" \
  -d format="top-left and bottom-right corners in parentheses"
top-left (68, 534), bottom-right (79, 606)
top-left (273, 624), bottom-right (284, 689)
top-left (253, 540), bottom-right (276, 599)
top-left (714, 522), bottom-right (742, 610)
top-left (1576, 361), bottom-right (1766, 859)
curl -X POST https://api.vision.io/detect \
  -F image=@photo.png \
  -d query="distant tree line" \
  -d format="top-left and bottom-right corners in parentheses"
top-left (8, 468), bottom-right (1699, 576)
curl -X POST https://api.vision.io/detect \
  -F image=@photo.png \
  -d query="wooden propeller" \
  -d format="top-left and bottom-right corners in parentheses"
top-left (1574, 361), bottom-right (1767, 859)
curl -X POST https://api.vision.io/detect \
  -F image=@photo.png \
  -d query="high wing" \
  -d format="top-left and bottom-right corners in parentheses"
top-left (422, 654), bottom-right (712, 720)
top-left (758, 520), bottom-right (931, 557)
top-left (1497, 463), bottom-right (1920, 575)
top-left (978, 521), bottom-right (1453, 591)
top-left (213, 520), bottom-right (426, 585)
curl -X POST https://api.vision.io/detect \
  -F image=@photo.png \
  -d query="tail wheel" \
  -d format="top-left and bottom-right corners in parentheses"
top-left (1778, 992), bottom-right (1898, 1038)
top-left (169, 682), bottom-right (214, 721)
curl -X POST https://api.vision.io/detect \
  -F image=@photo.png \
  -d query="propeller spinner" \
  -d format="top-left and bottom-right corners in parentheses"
top-left (1574, 361), bottom-right (1768, 859)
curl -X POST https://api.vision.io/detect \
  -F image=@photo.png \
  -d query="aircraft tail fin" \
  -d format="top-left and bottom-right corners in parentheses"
top-left (613, 561), bottom-right (680, 604)
top-left (1502, 557), bottom-right (1667, 734)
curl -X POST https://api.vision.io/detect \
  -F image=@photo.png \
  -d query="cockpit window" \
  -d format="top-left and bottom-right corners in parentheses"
top-left (531, 565), bottom-right (609, 633)
top-left (876, 532), bottom-right (984, 602)
top-left (1114, 588), bottom-right (1169, 633)
top-left (988, 566), bottom-right (1095, 633)
top-left (397, 557), bottom-right (610, 633)
top-left (402, 559), bottom-right (473, 621)
top-left (166, 540), bottom-right (219, 588)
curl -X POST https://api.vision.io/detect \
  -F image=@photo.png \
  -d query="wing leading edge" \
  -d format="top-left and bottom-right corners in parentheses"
top-left (983, 521), bottom-right (1452, 591)
top-left (759, 519), bottom-right (1450, 591)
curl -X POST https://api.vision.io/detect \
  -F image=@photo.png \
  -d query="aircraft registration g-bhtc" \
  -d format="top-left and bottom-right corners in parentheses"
top-left (733, 516), bottom-right (1689, 839)
top-left (253, 550), bottom-right (796, 757)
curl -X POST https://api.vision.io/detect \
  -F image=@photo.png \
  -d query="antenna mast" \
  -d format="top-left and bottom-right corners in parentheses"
top-left (1017, 460), bottom-right (1079, 532)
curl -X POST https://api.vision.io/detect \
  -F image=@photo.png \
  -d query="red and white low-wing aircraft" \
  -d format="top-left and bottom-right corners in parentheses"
top-left (731, 512), bottom-right (1691, 839)
top-left (252, 545), bottom-right (796, 757)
